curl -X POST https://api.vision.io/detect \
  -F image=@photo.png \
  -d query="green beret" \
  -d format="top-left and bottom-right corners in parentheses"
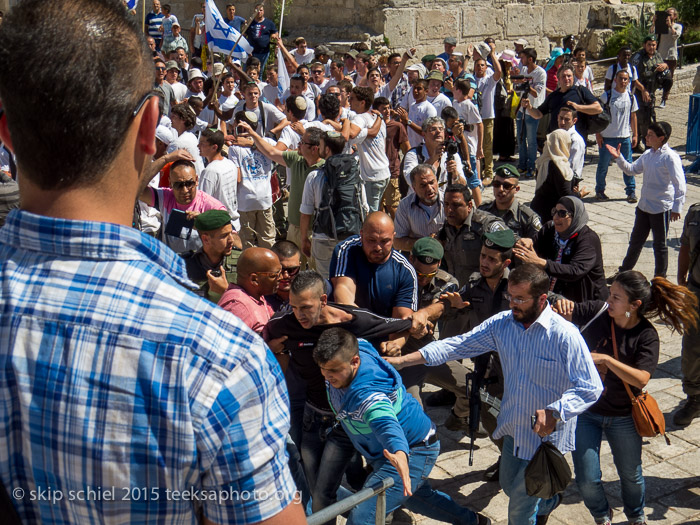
top-left (194, 210), bottom-right (232, 231)
top-left (494, 163), bottom-right (520, 179)
top-left (483, 229), bottom-right (516, 251)
top-left (412, 237), bottom-right (444, 264)
top-left (421, 54), bottom-right (437, 63)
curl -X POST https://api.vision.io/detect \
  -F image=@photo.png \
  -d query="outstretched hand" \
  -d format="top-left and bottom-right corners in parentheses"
top-left (605, 143), bottom-right (622, 159)
top-left (383, 449), bottom-right (412, 497)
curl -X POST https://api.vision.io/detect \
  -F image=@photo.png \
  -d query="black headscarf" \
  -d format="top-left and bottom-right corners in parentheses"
top-left (557, 196), bottom-right (588, 239)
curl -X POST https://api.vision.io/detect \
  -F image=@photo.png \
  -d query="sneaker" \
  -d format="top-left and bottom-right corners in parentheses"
top-left (627, 193), bottom-right (638, 203)
top-left (517, 166), bottom-right (528, 174)
top-left (595, 508), bottom-right (613, 525)
top-left (673, 395), bottom-right (700, 427)
top-left (483, 457), bottom-right (500, 482)
top-left (629, 521), bottom-right (647, 525)
top-left (595, 192), bottom-right (609, 201)
top-left (424, 389), bottom-right (457, 407)
top-left (660, 99), bottom-right (666, 108)
top-left (444, 410), bottom-right (469, 432)
top-left (524, 171), bottom-right (535, 179)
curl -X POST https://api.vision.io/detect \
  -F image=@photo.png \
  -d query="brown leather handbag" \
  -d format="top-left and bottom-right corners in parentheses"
top-left (611, 321), bottom-right (671, 445)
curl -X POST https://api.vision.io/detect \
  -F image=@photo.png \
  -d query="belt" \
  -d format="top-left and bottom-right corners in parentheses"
top-left (412, 432), bottom-right (438, 448)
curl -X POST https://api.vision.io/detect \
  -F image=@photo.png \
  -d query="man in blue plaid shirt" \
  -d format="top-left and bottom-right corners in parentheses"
top-left (0, 1), bottom-right (304, 524)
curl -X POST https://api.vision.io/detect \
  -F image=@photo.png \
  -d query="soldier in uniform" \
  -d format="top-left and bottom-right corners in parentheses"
top-left (438, 183), bottom-right (506, 287)
top-left (479, 164), bottom-right (542, 240)
top-left (676, 203), bottom-right (700, 426)
top-left (182, 210), bottom-right (242, 303)
top-left (632, 35), bottom-right (672, 152)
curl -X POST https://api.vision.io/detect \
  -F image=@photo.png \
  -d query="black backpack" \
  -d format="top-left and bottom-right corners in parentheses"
top-left (313, 154), bottom-right (365, 240)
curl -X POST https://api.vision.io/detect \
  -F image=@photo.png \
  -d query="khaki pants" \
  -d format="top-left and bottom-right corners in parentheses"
top-left (286, 223), bottom-right (310, 269)
top-left (311, 237), bottom-right (339, 279)
top-left (239, 208), bottom-right (276, 249)
top-left (482, 118), bottom-right (495, 180)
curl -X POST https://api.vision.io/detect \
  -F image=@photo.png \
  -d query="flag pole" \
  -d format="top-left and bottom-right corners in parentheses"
top-left (142, 0), bottom-right (146, 33)
top-left (278, 0), bottom-right (286, 36)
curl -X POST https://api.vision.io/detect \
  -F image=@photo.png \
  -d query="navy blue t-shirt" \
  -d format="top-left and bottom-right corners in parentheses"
top-left (538, 86), bottom-right (598, 135)
top-left (245, 18), bottom-right (277, 53)
top-left (329, 236), bottom-right (418, 317)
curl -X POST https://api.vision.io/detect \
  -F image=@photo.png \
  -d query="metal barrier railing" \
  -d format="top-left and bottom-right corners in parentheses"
top-left (306, 477), bottom-right (394, 525)
top-left (587, 40), bottom-right (700, 69)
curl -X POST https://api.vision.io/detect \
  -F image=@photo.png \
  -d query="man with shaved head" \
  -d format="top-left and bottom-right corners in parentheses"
top-left (218, 247), bottom-right (282, 334)
top-left (330, 211), bottom-right (418, 320)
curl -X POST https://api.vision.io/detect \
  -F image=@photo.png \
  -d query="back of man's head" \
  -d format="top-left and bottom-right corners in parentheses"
top-left (271, 239), bottom-right (301, 260)
top-left (322, 131), bottom-right (346, 156)
top-left (201, 129), bottom-right (224, 153)
top-left (0, 0), bottom-right (153, 190)
top-left (313, 327), bottom-right (359, 366)
top-left (319, 93), bottom-right (340, 120)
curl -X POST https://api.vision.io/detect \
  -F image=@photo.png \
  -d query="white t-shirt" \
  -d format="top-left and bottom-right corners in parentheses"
top-left (299, 165), bottom-right (369, 240)
top-left (168, 81), bottom-right (188, 103)
top-left (402, 144), bottom-right (465, 189)
top-left (518, 66), bottom-right (547, 112)
top-left (600, 90), bottom-right (638, 139)
top-left (186, 90), bottom-right (206, 101)
top-left (604, 63), bottom-right (639, 92)
top-left (454, 99), bottom-right (482, 155)
top-left (280, 87), bottom-right (317, 121)
top-left (199, 157), bottom-right (239, 222)
top-left (231, 101), bottom-right (286, 136)
top-left (293, 48), bottom-right (316, 64)
top-left (228, 140), bottom-right (275, 212)
top-left (262, 83), bottom-right (281, 104)
top-left (198, 107), bottom-right (218, 128)
top-left (400, 90), bottom-right (416, 110)
top-left (350, 112), bottom-right (391, 181)
top-left (476, 71), bottom-right (498, 119)
top-left (566, 127), bottom-right (585, 179)
top-left (407, 100), bottom-right (437, 148)
top-left (191, 14), bottom-right (205, 48)
top-left (427, 93), bottom-right (452, 118)
top-left (314, 78), bottom-right (330, 93)
top-left (278, 120), bottom-right (306, 186)
top-left (219, 93), bottom-right (239, 112)
top-left (167, 131), bottom-right (205, 175)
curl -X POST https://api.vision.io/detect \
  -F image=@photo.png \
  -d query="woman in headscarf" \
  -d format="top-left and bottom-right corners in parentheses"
top-left (545, 47), bottom-right (565, 93)
top-left (514, 196), bottom-right (608, 302)
top-left (529, 129), bottom-right (580, 222)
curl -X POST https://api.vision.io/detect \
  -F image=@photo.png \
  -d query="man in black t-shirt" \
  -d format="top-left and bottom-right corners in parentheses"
top-left (263, 270), bottom-right (411, 518)
top-left (523, 64), bottom-right (602, 138)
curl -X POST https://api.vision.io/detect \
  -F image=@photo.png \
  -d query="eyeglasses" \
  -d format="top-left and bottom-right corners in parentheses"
top-left (172, 180), bottom-right (196, 190)
top-left (155, 67), bottom-right (167, 71)
top-left (504, 293), bottom-right (534, 305)
top-left (311, 70), bottom-right (323, 74)
top-left (131, 91), bottom-right (160, 119)
top-left (550, 208), bottom-right (572, 218)
top-left (492, 180), bottom-right (516, 190)
top-left (299, 141), bottom-right (317, 147)
top-left (416, 270), bottom-right (438, 279)
top-left (329, 92), bottom-right (341, 97)
top-left (281, 265), bottom-right (301, 277)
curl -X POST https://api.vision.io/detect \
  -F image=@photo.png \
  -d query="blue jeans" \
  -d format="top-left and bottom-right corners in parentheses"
top-left (572, 411), bottom-right (645, 523)
top-left (346, 440), bottom-right (478, 525)
top-left (595, 137), bottom-right (636, 195)
top-left (364, 178), bottom-right (389, 213)
top-left (253, 51), bottom-right (271, 73)
top-left (516, 111), bottom-right (539, 175)
top-left (500, 435), bottom-right (561, 525)
top-left (467, 155), bottom-right (481, 189)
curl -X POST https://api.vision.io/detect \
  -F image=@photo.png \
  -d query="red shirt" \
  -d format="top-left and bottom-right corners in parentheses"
top-left (218, 284), bottom-right (274, 334)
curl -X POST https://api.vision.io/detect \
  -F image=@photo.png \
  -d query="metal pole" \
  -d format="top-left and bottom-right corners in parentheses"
top-left (141, 0), bottom-right (145, 33)
top-left (375, 487), bottom-right (387, 525)
top-left (278, 0), bottom-right (286, 37)
top-left (306, 478), bottom-right (394, 525)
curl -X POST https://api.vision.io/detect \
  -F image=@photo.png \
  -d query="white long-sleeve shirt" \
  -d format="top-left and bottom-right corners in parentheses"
top-left (615, 143), bottom-right (686, 214)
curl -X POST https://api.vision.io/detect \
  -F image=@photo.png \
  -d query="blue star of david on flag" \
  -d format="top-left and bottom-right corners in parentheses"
top-left (205, 0), bottom-right (253, 58)
top-left (126, 0), bottom-right (137, 9)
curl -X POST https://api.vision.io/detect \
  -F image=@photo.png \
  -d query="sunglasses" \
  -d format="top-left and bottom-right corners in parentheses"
top-left (281, 265), bottom-right (301, 277)
top-left (155, 67), bottom-right (167, 72)
top-left (172, 180), bottom-right (196, 190)
top-left (492, 180), bottom-right (516, 190)
top-left (416, 270), bottom-right (438, 279)
top-left (551, 208), bottom-right (572, 218)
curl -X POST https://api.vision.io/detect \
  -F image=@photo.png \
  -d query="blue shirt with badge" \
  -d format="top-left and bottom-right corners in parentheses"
top-left (329, 235), bottom-right (418, 317)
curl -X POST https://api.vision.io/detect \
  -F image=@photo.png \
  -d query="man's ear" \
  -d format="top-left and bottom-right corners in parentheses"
top-left (0, 106), bottom-right (14, 152)
top-left (137, 97), bottom-right (160, 156)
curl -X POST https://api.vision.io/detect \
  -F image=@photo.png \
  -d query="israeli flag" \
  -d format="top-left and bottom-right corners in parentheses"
top-left (126, 0), bottom-right (137, 9)
top-left (204, 0), bottom-right (253, 58)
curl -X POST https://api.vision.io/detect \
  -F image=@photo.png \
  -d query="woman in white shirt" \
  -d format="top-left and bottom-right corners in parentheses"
top-left (656, 7), bottom-right (683, 106)
top-left (595, 70), bottom-right (638, 203)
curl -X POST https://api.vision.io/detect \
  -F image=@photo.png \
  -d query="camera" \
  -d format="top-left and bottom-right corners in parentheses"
top-left (210, 268), bottom-right (222, 277)
top-left (511, 75), bottom-right (531, 95)
top-left (444, 136), bottom-right (460, 161)
top-left (235, 125), bottom-right (246, 136)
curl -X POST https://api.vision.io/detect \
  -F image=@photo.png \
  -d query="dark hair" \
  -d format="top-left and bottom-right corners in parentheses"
top-left (649, 121), bottom-right (672, 143)
top-left (322, 131), bottom-right (346, 156)
top-left (296, 64), bottom-right (310, 74)
top-left (162, 3), bottom-right (171, 11)
top-left (509, 263), bottom-right (550, 298)
top-left (445, 183), bottom-right (472, 203)
top-left (409, 164), bottom-right (435, 184)
top-left (319, 93), bottom-right (341, 120)
top-left (171, 103), bottom-right (196, 129)
top-left (520, 48), bottom-right (537, 62)
top-left (305, 127), bottom-right (323, 147)
top-left (365, 67), bottom-right (381, 80)
top-left (234, 110), bottom-right (257, 128)
top-left (372, 96), bottom-right (390, 110)
top-left (614, 271), bottom-right (698, 334)
top-left (272, 239), bottom-right (301, 260)
top-left (454, 78), bottom-right (471, 95)
top-left (285, 96), bottom-right (307, 120)
top-left (290, 269), bottom-right (325, 296)
top-left (351, 86), bottom-right (374, 110)
top-left (441, 106), bottom-right (459, 122)
top-left (246, 56), bottom-right (261, 69)
top-left (387, 52), bottom-right (401, 63)
top-left (618, 46), bottom-right (632, 55)
top-left (558, 106), bottom-right (577, 120)
top-left (337, 79), bottom-right (354, 93)
top-left (313, 327), bottom-right (359, 365)
top-left (557, 64), bottom-right (575, 77)
top-left (290, 75), bottom-right (306, 87)
top-left (190, 57), bottom-right (203, 70)
top-left (0, 0), bottom-right (153, 190)
top-left (201, 129), bottom-right (224, 152)
top-left (187, 96), bottom-right (203, 111)
top-left (413, 78), bottom-right (429, 90)
top-left (170, 159), bottom-right (196, 177)
top-left (573, 46), bottom-right (585, 56)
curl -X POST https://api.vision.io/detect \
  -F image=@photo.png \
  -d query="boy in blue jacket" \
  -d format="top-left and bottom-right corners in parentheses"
top-left (313, 327), bottom-right (490, 525)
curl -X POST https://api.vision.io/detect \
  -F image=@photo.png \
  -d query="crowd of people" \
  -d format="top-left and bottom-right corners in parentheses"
top-left (1, 1), bottom-right (699, 525)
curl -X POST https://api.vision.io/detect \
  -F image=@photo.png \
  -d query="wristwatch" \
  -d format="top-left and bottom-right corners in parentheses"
top-left (407, 119), bottom-right (413, 126)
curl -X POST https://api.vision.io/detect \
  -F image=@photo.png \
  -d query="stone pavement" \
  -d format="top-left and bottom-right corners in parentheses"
top-left (390, 90), bottom-right (700, 525)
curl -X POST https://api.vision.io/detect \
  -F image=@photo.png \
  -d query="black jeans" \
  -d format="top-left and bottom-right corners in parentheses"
top-left (620, 207), bottom-right (671, 277)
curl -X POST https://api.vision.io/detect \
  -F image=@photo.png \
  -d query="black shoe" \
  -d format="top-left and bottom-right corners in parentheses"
top-left (444, 410), bottom-right (470, 432)
top-left (595, 191), bottom-right (609, 201)
top-left (424, 389), bottom-right (457, 407)
top-left (673, 395), bottom-right (700, 427)
top-left (483, 457), bottom-right (500, 482)
top-left (627, 193), bottom-right (638, 203)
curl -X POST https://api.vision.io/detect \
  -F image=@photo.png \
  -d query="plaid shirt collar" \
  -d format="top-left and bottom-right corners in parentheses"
top-left (0, 209), bottom-right (195, 289)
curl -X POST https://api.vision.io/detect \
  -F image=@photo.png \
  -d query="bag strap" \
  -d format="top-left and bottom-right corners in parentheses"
top-left (610, 321), bottom-right (637, 402)
top-left (580, 302), bottom-right (608, 334)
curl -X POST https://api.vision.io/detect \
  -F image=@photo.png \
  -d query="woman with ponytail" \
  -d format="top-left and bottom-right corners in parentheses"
top-left (554, 270), bottom-right (697, 525)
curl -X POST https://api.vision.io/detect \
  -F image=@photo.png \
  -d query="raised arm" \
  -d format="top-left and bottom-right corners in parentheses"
top-left (237, 121), bottom-right (287, 166)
